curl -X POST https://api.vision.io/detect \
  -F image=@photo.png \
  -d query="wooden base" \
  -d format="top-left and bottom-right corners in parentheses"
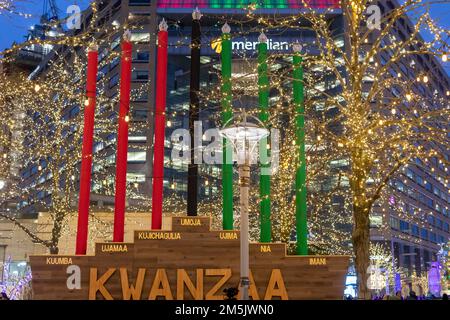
top-left (29, 216), bottom-right (349, 300)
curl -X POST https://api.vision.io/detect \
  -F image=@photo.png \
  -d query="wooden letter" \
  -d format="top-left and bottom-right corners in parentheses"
top-left (120, 268), bottom-right (146, 300)
top-left (176, 269), bottom-right (203, 300)
top-left (264, 269), bottom-right (288, 300)
top-left (89, 268), bottom-right (115, 300)
top-left (205, 269), bottom-right (232, 300)
top-left (148, 269), bottom-right (173, 300)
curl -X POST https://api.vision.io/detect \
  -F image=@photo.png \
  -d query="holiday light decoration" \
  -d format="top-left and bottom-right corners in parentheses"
top-left (0, 0), bottom-right (447, 302)
top-left (193, 0), bottom-right (449, 298)
top-left (0, 257), bottom-right (33, 300)
top-left (0, 13), bottom-right (151, 253)
top-left (368, 243), bottom-right (404, 295)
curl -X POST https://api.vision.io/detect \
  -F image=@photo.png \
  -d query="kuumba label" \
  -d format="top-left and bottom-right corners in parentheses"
top-left (46, 257), bottom-right (73, 265)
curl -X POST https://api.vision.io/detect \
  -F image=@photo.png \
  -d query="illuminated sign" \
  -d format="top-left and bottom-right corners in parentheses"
top-left (211, 37), bottom-right (289, 53)
top-left (157, 0), bottom-right (340, 9)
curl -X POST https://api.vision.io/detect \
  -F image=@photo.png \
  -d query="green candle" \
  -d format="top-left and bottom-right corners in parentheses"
top-left (258, 33), bottom-right (271, 242)
top-left (221, 23), bottom-right (234, 230)
top-left (293, 43), bottom-right (308, 255)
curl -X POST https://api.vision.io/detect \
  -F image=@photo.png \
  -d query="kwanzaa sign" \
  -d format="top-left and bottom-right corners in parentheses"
top-left (29, 216), bottom-right (349, 300)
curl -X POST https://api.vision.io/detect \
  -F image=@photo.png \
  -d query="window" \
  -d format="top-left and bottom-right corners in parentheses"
top-left (132, 51), bottom-right (150, 62)
top-left (132, 70), bottom-right (149, 81)
top-left (411, 225), bottom-right (419, 237)
top-left (131, 90), bottom-right (148, 102)
top-left (110, 57), bottom-right (120, 71)
top-left (132, 109), bottom-right (148, 121)
top-left (416, 175), bottom-right (423, 186)
top-left (390, 217), bottom-right (399, 230)
top-left (130, 32), bottom-right (150, 43)
top-left (129, 0), bottom-right (151, 5)
top-left (370, 215), bottom-right (382, 228)
top-left (127, 151), bottom-right (146, 163)
top-left (396, 180), bottom-right (405, 192)
top-left (129, 136), bottom-right (147, 143)
top-left (430, 232), bottom-right (437, 243)
top-left (126, 173), bottom-right (146, 182)
top-left (106, 133), bottom-right (117, 145)
top-left (420, 228), bottom-right (428, 240)
top-left (109, 74), bottom-right (119, 88)
top-left (330, 159), bottom-right (349, 168)
top-left (93, 141), bottom-right (105, 153)
top-left (406, 169), bottom-right (414, 179)
top-left (111, 36), bottom-right (120, 50)
top-left (99, 48), bottom-right (109, 62)
top-left (433, 186), bottom-right (440, 197)
top-left (106, 154), bottom-right (115, 165)
top-left (399, 220), bottom-right (410, 233)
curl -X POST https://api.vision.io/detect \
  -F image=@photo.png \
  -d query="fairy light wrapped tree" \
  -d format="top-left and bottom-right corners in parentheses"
top-left (193, 0), bottom-right (449, 298)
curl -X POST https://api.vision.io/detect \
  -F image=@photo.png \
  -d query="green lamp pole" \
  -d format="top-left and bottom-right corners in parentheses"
top-left (221, 23), bottom-right (234, 230)
top-left (293, 42), bottom-right (308, 255)
top-left (257, 32), bottom-right (271, 242)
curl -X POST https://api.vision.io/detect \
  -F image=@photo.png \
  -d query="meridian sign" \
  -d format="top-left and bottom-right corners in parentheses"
top-left (211, 37), bottom-right (290, 53)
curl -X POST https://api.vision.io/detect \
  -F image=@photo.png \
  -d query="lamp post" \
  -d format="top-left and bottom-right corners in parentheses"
top-left (220, 112), bottom-right (269, 300)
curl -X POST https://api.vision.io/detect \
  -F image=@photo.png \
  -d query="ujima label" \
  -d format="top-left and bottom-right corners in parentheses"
top-left (137, 232), bottom-right (181, 240)
top-left (219, 232), bottom-right (238, 240)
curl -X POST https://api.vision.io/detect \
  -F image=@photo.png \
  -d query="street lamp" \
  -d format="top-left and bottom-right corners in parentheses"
top-left (220, 112), bottom-right (269, 300)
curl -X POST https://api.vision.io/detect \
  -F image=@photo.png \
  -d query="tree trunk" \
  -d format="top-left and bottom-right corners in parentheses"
top-left (352, 202), bottom-right (371, 299)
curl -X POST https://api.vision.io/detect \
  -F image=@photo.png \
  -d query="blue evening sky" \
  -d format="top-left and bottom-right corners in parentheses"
top-left (0, 0), bottom-right (91, 51)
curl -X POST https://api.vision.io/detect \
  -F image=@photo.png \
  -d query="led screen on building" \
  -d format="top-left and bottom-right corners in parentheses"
top-left (157, 0), bottom-right (340, 9)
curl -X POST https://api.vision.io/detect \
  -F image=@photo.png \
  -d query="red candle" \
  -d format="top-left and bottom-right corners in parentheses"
top-left (151, 19), bottom-right (169, 230)
top-left (75, 43), bottom-right (98, 255)
top-left (113, 31), bottom-right (132, 242)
